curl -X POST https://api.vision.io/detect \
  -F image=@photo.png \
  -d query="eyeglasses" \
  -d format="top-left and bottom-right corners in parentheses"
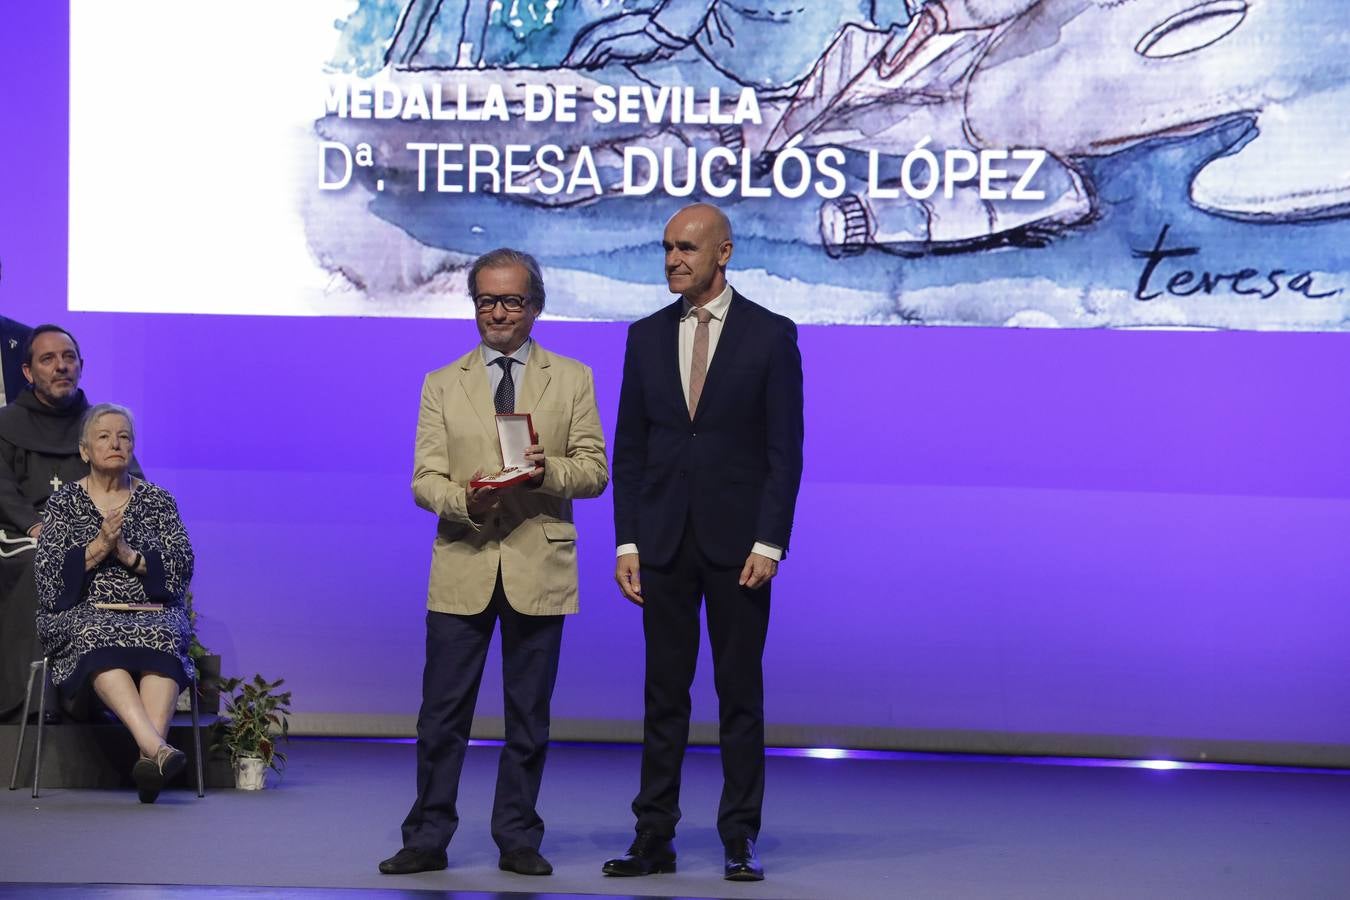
top-left (474, 294), bottom-right (528, 313)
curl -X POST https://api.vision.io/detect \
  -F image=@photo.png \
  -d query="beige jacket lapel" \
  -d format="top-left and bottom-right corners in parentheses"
top-left (515, 343), bottom-right (552, 414)
top-left (457, 350), bottom-right (497, 438)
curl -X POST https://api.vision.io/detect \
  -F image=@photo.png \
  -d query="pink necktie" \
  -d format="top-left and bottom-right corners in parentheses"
top-left (688, 307), bottom-right (712, 419)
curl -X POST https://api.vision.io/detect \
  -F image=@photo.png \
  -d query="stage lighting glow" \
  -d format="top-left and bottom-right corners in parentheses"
top-left (302, 738), bottom-right (1349, 775)
top-left (800, 748), bottom-right (850, 760)
top-left (1135, 760), bottom-right (1184, 770)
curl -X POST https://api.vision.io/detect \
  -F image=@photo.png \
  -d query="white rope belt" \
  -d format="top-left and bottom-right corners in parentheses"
top-left (0, 529), bottom-right (37, 558)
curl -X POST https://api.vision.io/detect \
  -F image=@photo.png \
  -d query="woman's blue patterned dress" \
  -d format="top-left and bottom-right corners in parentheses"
top-left (35, 481), bottom-right (195, 694)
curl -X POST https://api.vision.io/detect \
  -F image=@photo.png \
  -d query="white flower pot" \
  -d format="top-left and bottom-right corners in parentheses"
top-left (234, 756), bottom-right (268, 791)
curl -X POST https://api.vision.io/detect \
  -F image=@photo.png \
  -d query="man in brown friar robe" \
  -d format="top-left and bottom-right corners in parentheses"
top-left (0, 325), bottom-right (140, 719)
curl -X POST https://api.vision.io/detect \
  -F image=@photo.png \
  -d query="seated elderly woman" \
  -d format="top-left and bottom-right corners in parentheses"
top-left (34, 402), bottom-right (195, 803)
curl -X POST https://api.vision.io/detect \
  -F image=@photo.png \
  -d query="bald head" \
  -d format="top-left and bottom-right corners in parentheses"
top-left (668, 203), bottom-right (733, 244)
top-left (662, 203), bottom-right (734, 305)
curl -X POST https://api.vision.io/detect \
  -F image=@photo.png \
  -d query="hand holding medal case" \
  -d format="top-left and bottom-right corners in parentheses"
top-left (470, 413), bottom-right (539, 489)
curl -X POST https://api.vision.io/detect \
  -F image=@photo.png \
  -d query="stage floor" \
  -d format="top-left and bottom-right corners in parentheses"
top-left (2, 739), bottom-right (1348, 899)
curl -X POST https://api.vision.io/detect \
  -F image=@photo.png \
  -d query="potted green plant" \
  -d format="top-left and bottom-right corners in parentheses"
top-left (176, 591), bottom-right (222, 713)
top-left (213, 674), bottom-right (292, 790)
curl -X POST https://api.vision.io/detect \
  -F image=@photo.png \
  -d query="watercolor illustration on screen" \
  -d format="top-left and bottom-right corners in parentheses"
top-left (307, 0), bottom-right (1350, 329)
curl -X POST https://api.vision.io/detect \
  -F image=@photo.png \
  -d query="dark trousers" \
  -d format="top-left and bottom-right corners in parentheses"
top-left (400, 571), bottom-right (564, 854)
top-left (633, 524), bottom-right (771, 843)
top-left (0, 552), bottom-right (53, 719)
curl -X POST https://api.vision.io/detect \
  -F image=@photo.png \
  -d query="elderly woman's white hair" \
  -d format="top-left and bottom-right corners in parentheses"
top-left (78, 402), bottom-right (137, 450)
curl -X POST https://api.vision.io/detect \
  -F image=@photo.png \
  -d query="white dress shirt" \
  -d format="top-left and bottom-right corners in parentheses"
top-left (482, 338), bottom-right (532, 403)
top-left (678, 282), bottom-right (733, 404)
top-left (617, 284), bottom-right (782, 563)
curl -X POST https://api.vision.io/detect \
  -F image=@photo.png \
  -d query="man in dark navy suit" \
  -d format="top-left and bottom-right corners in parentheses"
top-left (603, 203), bottom-right (804, 882)
top-left (0, 314), bottom-right (29, 407)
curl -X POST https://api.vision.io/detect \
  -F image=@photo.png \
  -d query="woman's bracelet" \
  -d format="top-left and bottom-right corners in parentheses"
top-left (131, 551), bottom-right (144, 571)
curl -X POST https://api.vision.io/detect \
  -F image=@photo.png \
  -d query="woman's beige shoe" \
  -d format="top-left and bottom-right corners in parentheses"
top-left (154, 744), bottom-right (187, 780)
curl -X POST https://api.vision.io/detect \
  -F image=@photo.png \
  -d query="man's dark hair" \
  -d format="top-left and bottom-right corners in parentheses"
top-left (467, 248), bottom-right (546, 313)
top-left (22, 324), bottom-right (81, 366)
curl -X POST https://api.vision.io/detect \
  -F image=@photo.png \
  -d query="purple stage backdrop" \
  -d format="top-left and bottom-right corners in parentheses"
top-left (2, 4), bottom-right (1348, 763)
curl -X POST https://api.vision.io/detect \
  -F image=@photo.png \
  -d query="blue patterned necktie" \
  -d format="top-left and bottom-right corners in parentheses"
top-left (493, 357), bottom-right (516, 414)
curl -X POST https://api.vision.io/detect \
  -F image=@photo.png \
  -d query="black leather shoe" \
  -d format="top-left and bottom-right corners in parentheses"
top-left (378, 847), bottom-right (448, 875)
top-left (132, 757), bottom-right (163, 804)
top-left (602, 831), bottom-right (676, 876)
top-left (724, 837), bottom-right (764, 881)
top-left (499, 847), bottom-right (552, 876)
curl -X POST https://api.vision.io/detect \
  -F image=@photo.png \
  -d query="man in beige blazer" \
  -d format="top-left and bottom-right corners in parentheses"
top-left (380, 248), bottom-right (607, 878)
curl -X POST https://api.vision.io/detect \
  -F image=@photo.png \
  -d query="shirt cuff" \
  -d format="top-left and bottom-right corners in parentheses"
top-left (616, 543), bottom-right (639, 558)
top-left (751, 541), bottom-right (782, 561)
